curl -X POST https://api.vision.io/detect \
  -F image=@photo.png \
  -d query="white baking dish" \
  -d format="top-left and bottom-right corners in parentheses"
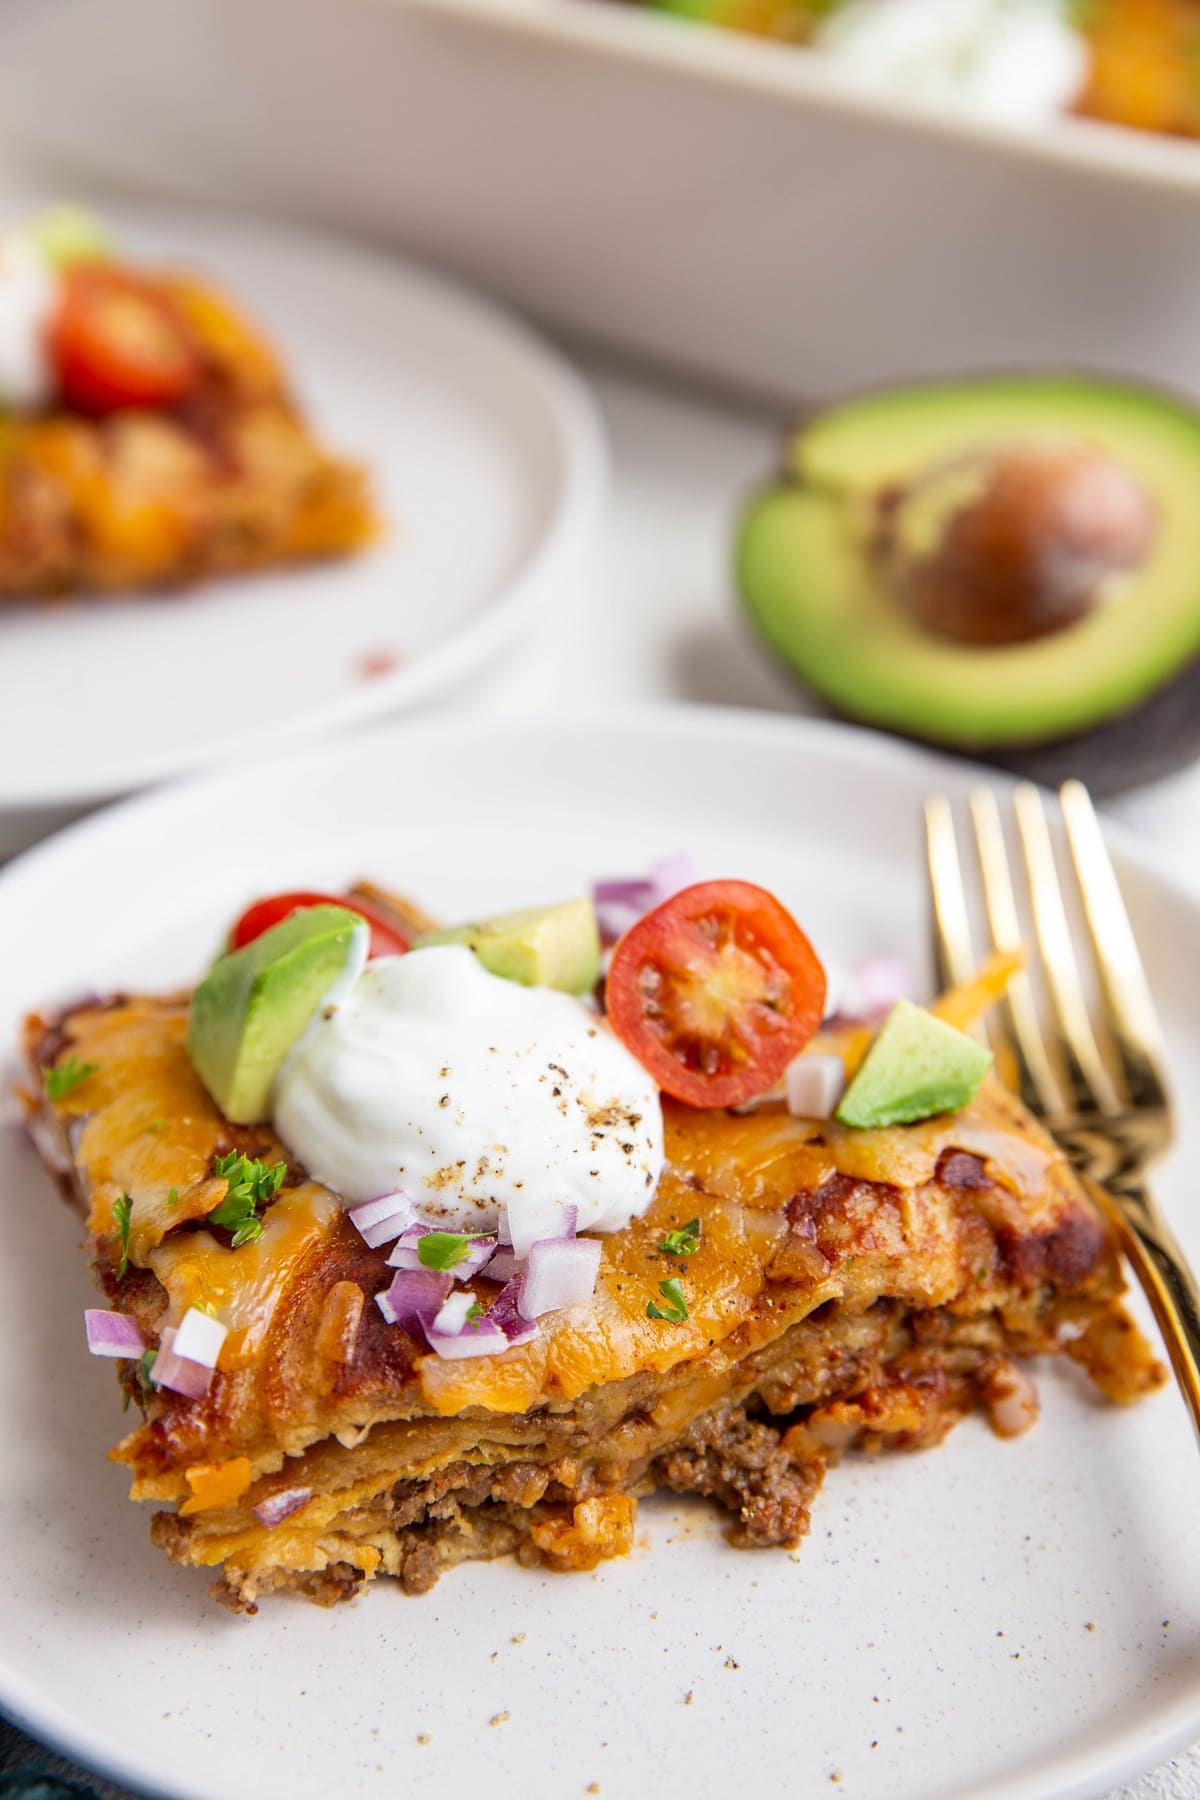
top-left (2, 0), bottom-right (1200, 406)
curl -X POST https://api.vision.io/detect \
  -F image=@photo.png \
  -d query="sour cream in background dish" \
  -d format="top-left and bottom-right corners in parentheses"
top-left (813, 0), bottom-right (1088, 127)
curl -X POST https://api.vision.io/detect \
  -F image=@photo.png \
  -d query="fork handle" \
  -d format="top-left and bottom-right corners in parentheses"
top-left (1086, 1176), bottom-right (1200, 1447)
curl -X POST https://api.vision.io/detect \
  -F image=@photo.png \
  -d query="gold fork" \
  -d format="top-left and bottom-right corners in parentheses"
top-left (924, 779), bottom-right (1200, 1442)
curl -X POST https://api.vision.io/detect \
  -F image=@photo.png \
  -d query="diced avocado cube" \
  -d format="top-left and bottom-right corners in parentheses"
top-left (836, 999), bottom-right (993, 1130)
top-left (414, 897), bottom-right (600, 995)
top-left (187, 904), bottom-right (366, 1124)
top-left (24, 204), bottom-right (114, 269)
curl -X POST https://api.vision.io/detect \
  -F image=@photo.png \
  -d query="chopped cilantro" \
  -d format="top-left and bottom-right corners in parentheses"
top-left (208, 1151), bottom-right (286, 1248)
top-left (646, 1276), bottom-right (688, 1324)
top-left (417, 1232), bottom-right (474, 1271)
top-left (145, 1117), bottom-right (166, 1135)
top-left (137, 1349), bottom-right (157, 1391)
top-left (658, 1218), bottom-right (701, 1259)
top-left (465, 1300), bottom-right (484, 1324)
top-left (112, 1192), bottom-right (133, 1279)
top-left (43, 1055), bottom-right (98, 1102)
top-left (166, 1187), bottom-right (179, 1209)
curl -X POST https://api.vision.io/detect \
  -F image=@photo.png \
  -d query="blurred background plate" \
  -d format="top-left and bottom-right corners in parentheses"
top-left (0, 706), bottom-right (1199, 1800)
top-left (0, 195), bottom-right (606, 853)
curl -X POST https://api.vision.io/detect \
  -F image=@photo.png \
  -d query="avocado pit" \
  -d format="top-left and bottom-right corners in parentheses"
top-left (877, 442), bottom-right (1155, 647)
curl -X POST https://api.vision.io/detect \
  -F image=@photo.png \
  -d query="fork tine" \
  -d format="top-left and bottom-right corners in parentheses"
top-left (923, 796), bottom-right (977, 992)
top-left (1059, 780), bottom-right (1170, 1112)
top-left (1012, 783), bottom-right (1123, 1117)
top-left (924, 795), bottom-right (1000, 1057)
top-left (968, 788), bottom-right (1066, 1118)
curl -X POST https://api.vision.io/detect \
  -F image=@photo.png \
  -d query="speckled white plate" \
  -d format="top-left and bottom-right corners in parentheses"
top-left (0, 707), bottom-right (1197, 1800)
top-left (0, 194), bottom-right (605, 829)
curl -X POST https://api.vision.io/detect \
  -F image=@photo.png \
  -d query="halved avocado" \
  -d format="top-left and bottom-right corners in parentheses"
top-left (736, 375), bottom-right (1200, 792)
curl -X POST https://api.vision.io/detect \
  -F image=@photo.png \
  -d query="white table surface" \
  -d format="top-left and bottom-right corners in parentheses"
top-left (5, 350), bottom-right (1199, 1800)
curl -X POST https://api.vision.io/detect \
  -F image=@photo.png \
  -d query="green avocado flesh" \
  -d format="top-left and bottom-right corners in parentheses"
top-left (737, 376), bottom-right (1200, 748)
top-left (187, 904), bottom-right (364, 1125)
top-left (25, 204), bottom-right (113, 269)
top-left (836, 1000), bottom-right (993, 1130)
top-left (414, 897), bottom-right (601, 995)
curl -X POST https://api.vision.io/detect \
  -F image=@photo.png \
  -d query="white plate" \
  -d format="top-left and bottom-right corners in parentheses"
top-left (0, 707), bottom-right (1197, 1800)
top-left (0, 198), bottom-right (606, 815)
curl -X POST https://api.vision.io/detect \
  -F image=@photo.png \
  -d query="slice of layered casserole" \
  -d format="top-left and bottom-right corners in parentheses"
top-left (0, 205), bottom-right (375, 599)
top-left (21, 873), bottom-right (1162, 1611)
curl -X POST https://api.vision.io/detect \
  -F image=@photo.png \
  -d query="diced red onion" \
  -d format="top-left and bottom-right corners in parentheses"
top-left (505, 1197), bottom-right (579, 1260)
top-left (785, 1053), bottom-right (847, 1121)
top-left (486, 1277), bottom-right (538, 1346)
top-left (431, 1290), bottom-right (475, 1335)
top-left (253, 1486), bottom-right (312, 1527)
top-left (485, 1247), bottom-right (525, 1286)
top-left (649, 852), bottom-right (699, 901)
top-left (171, 1305), bottom-right (227, 1370)
top-left (593, 853), bottom-right (699, 944)
top-left (84, 1309), bottom-right (146, 1358)
top-left (518, 1235), bottom-right (601, 1321)
top-left (840, 956), bottom-right (913, 1023)
top-left (385, 1222), bottom-right (435, 1269)
top-left (422, 1288), bottom-right (507, 1359)
top-left (152, 1326), bottom-right (212, 1401)
top-left (358, 1213), bottom-right (411, 1249)
top-left (454, 1237), bottom-right (497, 1278)
top-left (375, 1267), bottom-right (452, 1331)
top-left (350, 1194), bottom-right (412, 1231)
top-left (597, 885), bottom-right (651, 943)
top-left (349, 1192), bottom-right (418, 1248)
top-left (386, 1244), bottom-right (425, 1271)
top-left (593, 881), bottom-right (654, 945)
top-left (425, 1319), bottom-right (509, 1360)
top-left (386, 1231), bottom-right (496, 1279)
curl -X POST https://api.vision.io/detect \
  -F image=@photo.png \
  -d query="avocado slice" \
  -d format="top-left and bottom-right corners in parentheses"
top-left (836, 1001), bottom-right (992, 1130)
top-left (737, 376), bottom-right (1200, 786)
top-left (187, 904), bottom-right (367, 1124)
top-left (413, 897), bottom-right (601, 995)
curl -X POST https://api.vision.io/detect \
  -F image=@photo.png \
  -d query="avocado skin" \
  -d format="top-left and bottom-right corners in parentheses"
top-left (188, 904), bottom-right (365, 1125)
top-left (982, 654), bottom-right (1200, 797)
top-left (735, 374), bottom-right (1200, 794)
top-left (743, 637), bottom-right (1200, 799)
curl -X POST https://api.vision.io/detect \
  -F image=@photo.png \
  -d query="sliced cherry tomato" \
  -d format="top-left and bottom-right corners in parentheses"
top-left (48, 264), bottom-right (203, 415)
top-left (605, 880), bottom-right (826, 1109)
top-left (230, 891), bottom-right (410, 960)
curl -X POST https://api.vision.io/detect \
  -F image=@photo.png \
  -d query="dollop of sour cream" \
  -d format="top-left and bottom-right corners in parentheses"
top-left (814, 0), bottom-right (1088, 127)
top-left (272, 945), bottom-right (665, 1256)
top-left (0, 235), bottom-right (57, 411)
